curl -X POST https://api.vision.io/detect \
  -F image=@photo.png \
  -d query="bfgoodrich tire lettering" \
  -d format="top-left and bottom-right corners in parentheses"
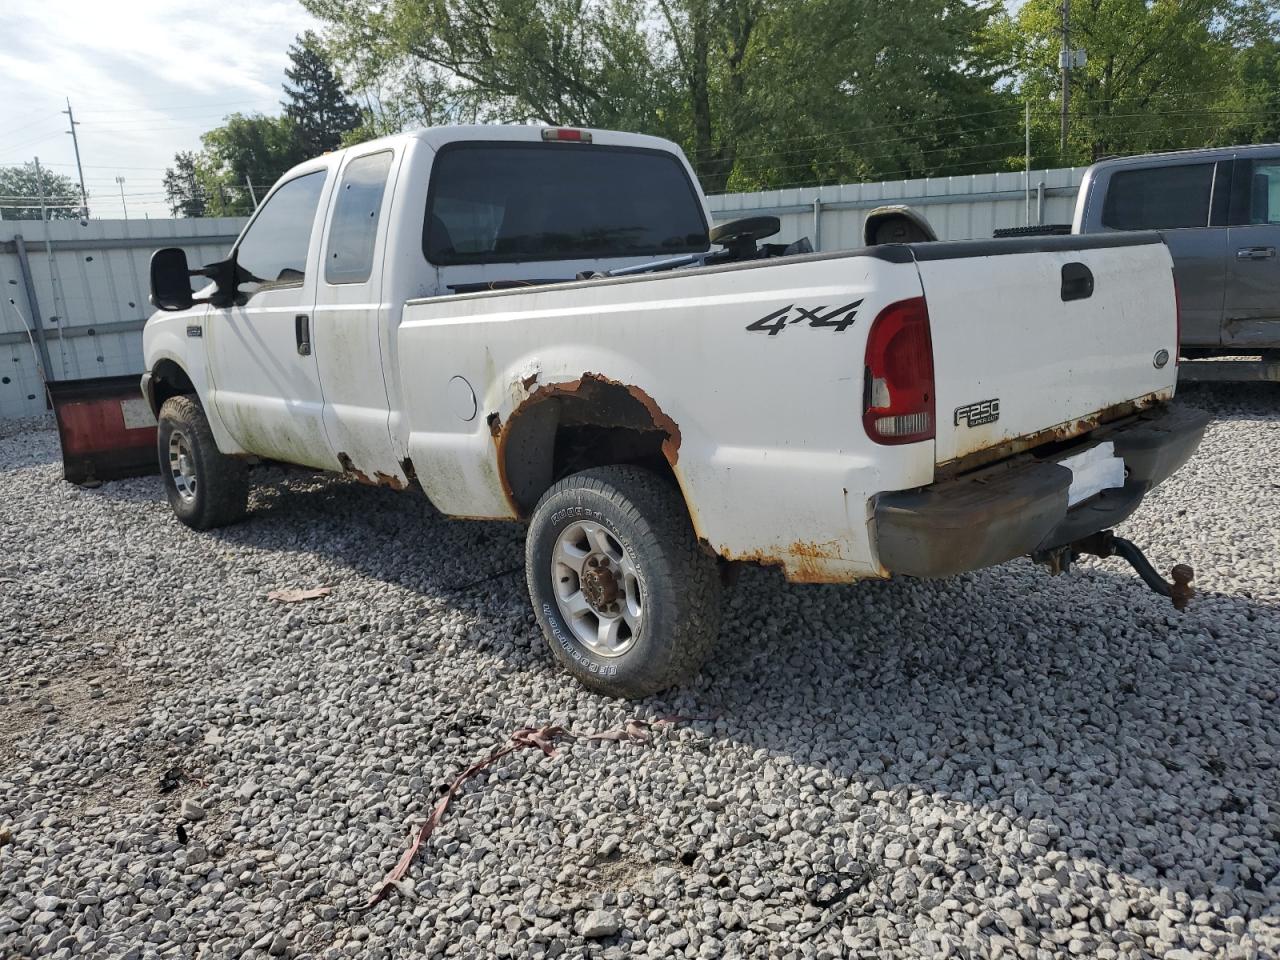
top-left (526, 466), bottom-right (722, 698)
top-left (156, 395), bottom-right (249, 530)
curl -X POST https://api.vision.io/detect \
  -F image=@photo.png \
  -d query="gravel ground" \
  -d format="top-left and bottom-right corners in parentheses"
top-left (1, 385), bottom-right (1278, 960)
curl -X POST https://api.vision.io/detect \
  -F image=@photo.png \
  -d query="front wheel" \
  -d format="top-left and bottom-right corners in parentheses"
top-left (525, 466), bottom-right (722, 699)
top-left (156, 395), bottom-right (249, 530)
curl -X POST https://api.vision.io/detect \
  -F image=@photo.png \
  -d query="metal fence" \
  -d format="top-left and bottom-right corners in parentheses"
top-left (1, 217), bottom-right (245, 420)
top-left (707, 166), bottom-right (1085, 246)
top-left (0, 166), bottom-right (1086, 422)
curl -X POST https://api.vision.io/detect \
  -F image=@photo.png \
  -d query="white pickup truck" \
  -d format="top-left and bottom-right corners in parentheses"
top-left (143, 124), bottom-right (1207, 698)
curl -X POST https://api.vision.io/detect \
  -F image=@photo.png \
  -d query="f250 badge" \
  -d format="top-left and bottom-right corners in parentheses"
top-left (746, 300), bottom-right (863, 336)
top-left (954, 399), bottom-right (1000, 428)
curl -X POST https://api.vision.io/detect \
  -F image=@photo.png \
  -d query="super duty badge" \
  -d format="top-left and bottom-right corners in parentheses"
top-left (955, 399), bottom-right (1000, 428)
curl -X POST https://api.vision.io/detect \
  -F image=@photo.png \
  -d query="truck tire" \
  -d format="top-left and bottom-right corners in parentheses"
top-left (525, 466), bottom-right (722, 699)
top-left (156, 395), bottom-right (249, 530)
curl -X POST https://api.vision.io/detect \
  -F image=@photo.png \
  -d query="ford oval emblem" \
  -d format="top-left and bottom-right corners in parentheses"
top-left (1153, 349), bottom-right (1170, 369)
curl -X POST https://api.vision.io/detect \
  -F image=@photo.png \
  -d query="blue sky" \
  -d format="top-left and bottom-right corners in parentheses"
top-left (0, 0), bottom-right (316, 219)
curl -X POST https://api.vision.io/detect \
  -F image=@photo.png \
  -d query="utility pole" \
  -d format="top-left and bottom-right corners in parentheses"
top-left (1059, 0), bottom-right (1070, 156)
top-left (63, 98), bottom-right (90, 219)
top-left (244, 175), bottom-right (259, 207)
top-left (115, 176), bottom-right (128, 219)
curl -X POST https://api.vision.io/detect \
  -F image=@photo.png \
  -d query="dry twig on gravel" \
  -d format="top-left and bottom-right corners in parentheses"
top-left (366, 716), bottom-right (701, 908)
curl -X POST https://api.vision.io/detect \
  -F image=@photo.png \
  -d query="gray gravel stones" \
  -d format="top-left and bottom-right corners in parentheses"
top-left (577, 909), bottom-right (622, 938)
top-left (179, 799), bottom-right (206, 821)
top-left (1, 384), bottom-right (1279, 959)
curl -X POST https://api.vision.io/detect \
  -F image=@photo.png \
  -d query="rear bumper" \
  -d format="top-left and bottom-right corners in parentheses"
top-left (873, 404), bottom-right (1209, 579)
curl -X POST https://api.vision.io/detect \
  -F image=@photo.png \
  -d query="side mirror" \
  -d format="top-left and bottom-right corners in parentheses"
top-left (150, 248), bottom-right (194, 311)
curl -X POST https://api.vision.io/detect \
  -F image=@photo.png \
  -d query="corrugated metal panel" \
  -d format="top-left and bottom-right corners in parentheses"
top-left (707, 166), bottom-right (1086, 247)
top-left (0, 217), bottom-right (246, 420)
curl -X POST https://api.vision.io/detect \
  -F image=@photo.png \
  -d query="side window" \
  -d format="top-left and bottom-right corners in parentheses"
top-left (234, 171), bottom-right (326, 296)
top-left (1247, 161), bottom-right (1280, 225)
top-left (326, 151), bottom-right (394, 284)
top-left (1101, 163), bottom-right (1215, 231)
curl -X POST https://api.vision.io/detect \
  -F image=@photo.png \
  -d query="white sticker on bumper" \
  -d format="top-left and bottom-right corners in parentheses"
top-left (1059, 440), bottom-right (1125, 507)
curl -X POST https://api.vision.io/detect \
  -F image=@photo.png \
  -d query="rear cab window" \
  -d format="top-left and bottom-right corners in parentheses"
top-left (423, 142), bottom-right (709, 264)
top-left (1101, 163), bottom-right (1215, 230)
top-left (326, 150), bottom-right (394, 284)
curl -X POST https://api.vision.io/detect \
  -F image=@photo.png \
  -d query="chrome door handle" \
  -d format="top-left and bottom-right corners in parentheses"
top-left (1236, 246), bottom-right (1276, 261)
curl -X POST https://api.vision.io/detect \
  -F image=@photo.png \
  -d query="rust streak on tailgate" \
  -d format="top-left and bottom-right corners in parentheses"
top-left (937, 390), bottom-right (1168, 478)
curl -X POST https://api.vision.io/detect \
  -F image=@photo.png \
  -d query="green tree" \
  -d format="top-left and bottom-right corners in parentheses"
top-left (0, 163), bottom-right (81, 220)
top-left (1224, 36), bottom-right (1280, 145)
top-left (283, 31), bottom-right (365, 154)
top-left (302, 0), bottom-right (1020, 192)
top-left (163, 151), bottom-right (207, 218)
top-left (301, 0), bottom-right (662, 129)
top-left (166, 114), bottom-right (312, 217)
top-left (730, 0), bottom-right (1018, 190)
top-left (995, 0), bottom-right (1280, 166)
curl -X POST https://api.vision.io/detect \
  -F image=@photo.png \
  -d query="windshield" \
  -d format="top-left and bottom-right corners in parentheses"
top-left (423, 141), bottom-right (709, 265)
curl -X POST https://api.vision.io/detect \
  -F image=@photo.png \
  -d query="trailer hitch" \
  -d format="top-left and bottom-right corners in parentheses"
top-left (1033, 530), bottom-right (1195, 610)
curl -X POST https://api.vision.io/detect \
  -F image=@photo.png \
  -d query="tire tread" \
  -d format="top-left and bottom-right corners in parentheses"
top-left (527, 465), bottom-right (721, 698)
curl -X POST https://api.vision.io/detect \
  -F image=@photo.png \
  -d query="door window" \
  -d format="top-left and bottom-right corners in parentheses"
top-left (326, 151), bottom-right (394, 284)
top-left (1101, 163), bottom-right (1215, 230)
top-left (1246, 161), bottom-right (1280, 225)
top-left (234, 171), bottom-right (327, 296)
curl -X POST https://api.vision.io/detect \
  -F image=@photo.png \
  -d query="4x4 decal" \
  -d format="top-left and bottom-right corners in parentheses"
top-left (746, 300), bottom-right (863, 336)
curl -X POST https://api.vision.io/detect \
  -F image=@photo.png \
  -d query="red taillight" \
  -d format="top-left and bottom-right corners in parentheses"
top-left (541, 128), bottom-right (591, 143)
top-left (1172, 270), bottom-right (1181, 366)
top-left (863, 296), bottom-right (935, 445)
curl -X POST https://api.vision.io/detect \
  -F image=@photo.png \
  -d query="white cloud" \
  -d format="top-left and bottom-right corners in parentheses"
top-left (0, 0), bottom-right (317, 218)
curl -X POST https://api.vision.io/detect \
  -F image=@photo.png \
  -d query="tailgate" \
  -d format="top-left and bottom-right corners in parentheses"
top-left (915, 234), bottom-right (1178, 466)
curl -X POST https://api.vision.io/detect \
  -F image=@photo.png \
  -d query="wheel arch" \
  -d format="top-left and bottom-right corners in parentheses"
top-left (496, 373), bottom-right (690, 521)
top-left (148, 357), bottom-right (196, 416)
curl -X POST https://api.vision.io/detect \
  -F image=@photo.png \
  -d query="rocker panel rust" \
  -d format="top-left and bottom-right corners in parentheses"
top-left (337, 452), bottom-right (409, 491)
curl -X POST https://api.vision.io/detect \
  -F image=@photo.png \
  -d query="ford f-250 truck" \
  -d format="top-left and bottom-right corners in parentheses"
top-left (143, 124), bottom-right (1207, 698)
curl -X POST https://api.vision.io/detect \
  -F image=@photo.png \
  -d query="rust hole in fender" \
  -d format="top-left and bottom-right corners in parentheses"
top-left (495, 372), bottom-right (682, 517)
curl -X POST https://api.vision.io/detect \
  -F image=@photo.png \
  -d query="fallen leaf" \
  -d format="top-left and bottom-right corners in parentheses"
top-left (267, 587), bottom-right (331, 603)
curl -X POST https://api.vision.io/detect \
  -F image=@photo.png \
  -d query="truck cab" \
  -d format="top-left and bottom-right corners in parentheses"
top-left (144, 125), bottom-right (712, 487)
top-left (1073, 144), bottom-right (1280, 355)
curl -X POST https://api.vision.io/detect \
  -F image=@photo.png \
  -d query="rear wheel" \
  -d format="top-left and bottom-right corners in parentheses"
top-left (525, 466), bottom-right (722, 699)
top-left (156, 395), bottom-right (249, 530)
